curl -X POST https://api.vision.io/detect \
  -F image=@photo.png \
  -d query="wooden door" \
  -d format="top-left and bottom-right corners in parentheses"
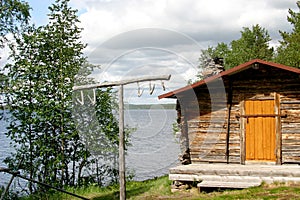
top-left (245, 100), bottom-right (276, 161)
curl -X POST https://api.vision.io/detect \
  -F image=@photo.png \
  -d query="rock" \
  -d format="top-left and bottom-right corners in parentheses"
top-left (201, 57), bottom-right (225, 79)
top-left (179, 148), bottom-right (191, 165)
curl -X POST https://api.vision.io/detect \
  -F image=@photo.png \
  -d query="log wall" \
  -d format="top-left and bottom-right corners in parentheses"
top-left (281, 91), bottom-right (300, 163)
top-left (177, 64), bottom-right (300, 164)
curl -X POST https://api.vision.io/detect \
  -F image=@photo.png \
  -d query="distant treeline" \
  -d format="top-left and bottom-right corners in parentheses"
top-left (1, 104), bottom-right (176, 110)
top-left (125, 104), bottom-right (176, 110)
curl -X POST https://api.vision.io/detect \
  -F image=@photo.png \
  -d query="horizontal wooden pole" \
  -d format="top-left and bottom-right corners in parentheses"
top-left (1, 168), bottom-right (89, 200)
top-left (236, 114), bottom-right (287, 119)
top-left (73, 74), bottom-right (171, 91)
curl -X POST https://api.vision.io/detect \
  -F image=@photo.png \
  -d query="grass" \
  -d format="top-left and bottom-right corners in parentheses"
top-left (19, 176), bottom-right (300, 200)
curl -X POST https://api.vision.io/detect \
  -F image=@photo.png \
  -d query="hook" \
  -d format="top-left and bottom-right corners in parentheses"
top-left (87, 89), bottom-right (96, 105)
top-left (149, 81), bottom-right (155, 95)
top-left (76, 90), bottom-right (84, 105)
top-left (161, 81), bottom-right (166, 91)
top-left (137, 82), bottom-right (144, 97)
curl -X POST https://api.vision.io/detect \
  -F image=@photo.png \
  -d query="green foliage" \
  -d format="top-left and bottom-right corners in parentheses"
top-left (198, 24), bottom-right (274, 74)
top-left (73, 62), bottom-right (132, 186)
top-left (95, 88), bottom-right (119, 146)
top-left (0, 0), bottom-right (30, 48)
top-left (36, 176), bottom-right (173, 200)
top-left (198, 42), bottom-right (229, 79)
top-left (73, 87), bottom-right (124, 186)
top-left (225, 24), bottom-right (274, 69)
top-left (21, 176), bottom-right (300, 200)
top-left (198, 2), bottom-right (300, 73)
top-left (199, 43), bottom-right (230, 65)
top-left (2, 0), bottom-right (89, 193)
top-left (125, 104), bottom-right (176, 110)
top-left (1, 0), bottom-right (132, 195)
top-left (276, 2), bottom-right (300, 68)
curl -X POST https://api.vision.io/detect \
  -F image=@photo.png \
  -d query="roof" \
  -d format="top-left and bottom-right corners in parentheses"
top-left (158, 59), bottom-right (300, 99)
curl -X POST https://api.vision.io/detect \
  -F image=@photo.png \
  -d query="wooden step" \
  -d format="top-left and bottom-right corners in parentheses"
top-left (197, 180), bottom-right (261, 191)
top-left (170, 173), bottom-right (300, 183)
top-left (169, 174), bottom-right (262, 182)
top-left (169, 164), bottom-right (300, 178)
top-left (169, 164), bottom-right (300, 190)
top-left (197, 175), bottom-right (262, 183)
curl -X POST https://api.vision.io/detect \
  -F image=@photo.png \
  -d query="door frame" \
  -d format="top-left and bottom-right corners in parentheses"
top-left (239, 93), bottom-right (282, 165)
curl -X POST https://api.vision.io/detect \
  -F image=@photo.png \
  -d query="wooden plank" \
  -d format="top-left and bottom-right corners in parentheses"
top-left (240, 100), bottom-right (245, 164)
top-left (118, 85), bottom-right (126, 200)
top-left (264, 100), bottom-right (276, 161)
top-left (255, 101), bottom-right (262, 160)
top-left (73, 74), bottom-right (171, 90)
top-left (245, 100), bottom-right (254, 160)
top-left (237, 114), bottom-right (287, 118)
top-left (169, 174), bottom-right (202, 181)
top-left (245, 100), bottom-right (276, 161)
top-left (225, 79), bottom-right (233, 163)
top-left (197, 181), bottom-right (261, 189)
top-left (275, 93), bottom-right (282, 165)
top-left (270, 100), bottom-right (276, 161)
top-left (264, 101), bottom-right (270, 160)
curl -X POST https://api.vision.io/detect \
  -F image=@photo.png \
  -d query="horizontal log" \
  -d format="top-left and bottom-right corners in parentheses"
top-left (282, 130), bottom-right (300, 134)
top-left (229, 145), bottom-right (241, 149)
top-left (282, 123), bottom-right (300, 128)
top-left (282, 156), bottom-right (300, 161)
top-left (282, 141), bottom-right (300, 145)
top-left (190, 143), bottom-right (226, 149)
top-left (192, 160), bottom-right (240, 164)
top-left (281, 90), bottom-right (300, 95)
top-left (190, 154), bottom-right (228, 158)
top-left (191, 130), bottom-right (228, 134)
top-left (73, 74), bottom-right (171, 90)
top-left (281, 118), bottom-right (300, 123)
top-left (282, 133), bottom-right (300, 138)
top-left (188, 118), bottom-right (239, 123)
top-left (197, 181), bottom-right (261, 189)
top-left (282, 110), bottom-right (300, 115)
top-left (188, 121), bottom-right (240, 126)
top-left (189, 141), bottom-right (240, 147)
top-left (281, 96), bottom-right (300, 101)
top-left (190, 151), bottom-right (240, 157)
top-left (281, 105), bottom-right (300, 110)
top-left (191, 155), bottom-right (226, 160)
top-left (282, 147), bottom-right (300, 151)
top-left (169, 174), bottom-right (202, 181)
top-left (236, 114), bottom-right (287, 118)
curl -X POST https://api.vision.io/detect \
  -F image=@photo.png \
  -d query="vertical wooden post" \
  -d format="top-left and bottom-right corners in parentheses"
top-left (119, 85), bottom-right (126, 200)
top-left (225, 80), bottom-right (233, 163)
top-left (275, 93), bottom-right (282, 165)
top-left (239, 100), bottom-right (245, 165)
top-left (73, 75), bottom-right (171, 200)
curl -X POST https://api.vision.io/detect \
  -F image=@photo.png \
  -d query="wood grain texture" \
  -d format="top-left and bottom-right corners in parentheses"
top-left (176, 64), bottom-right (300, 164)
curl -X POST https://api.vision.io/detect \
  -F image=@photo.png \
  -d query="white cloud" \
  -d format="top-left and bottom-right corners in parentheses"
top-left (68, 0), bottom-right (298, 103)
top-left (73, 0), bottom-right (297, 53)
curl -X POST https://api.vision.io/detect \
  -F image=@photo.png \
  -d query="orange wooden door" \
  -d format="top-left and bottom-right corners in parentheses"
top-left (245, 100), bottom-right (276, 161)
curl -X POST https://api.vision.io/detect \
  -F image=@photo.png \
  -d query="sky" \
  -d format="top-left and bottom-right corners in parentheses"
top-left (25, 0), bottom-right (298, 104)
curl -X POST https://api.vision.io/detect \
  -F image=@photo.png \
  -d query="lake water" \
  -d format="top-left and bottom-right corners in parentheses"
top-left (125, 109), bottom-right (180, 181)
top-left (0, 109), bottom-right (180, 187)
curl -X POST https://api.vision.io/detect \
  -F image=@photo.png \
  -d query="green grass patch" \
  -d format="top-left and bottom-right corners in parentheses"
top-left (17, 176), bottom-right (300, 200)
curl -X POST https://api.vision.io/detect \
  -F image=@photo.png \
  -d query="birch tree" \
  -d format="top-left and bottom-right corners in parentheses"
top-left (4, 0), bottom-right (88, 193)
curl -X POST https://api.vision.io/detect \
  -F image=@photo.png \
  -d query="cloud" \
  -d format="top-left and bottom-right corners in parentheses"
top-left (69, 0), bottom-right (298, 104)
top-left (86, 28), bottom-right (201, 94)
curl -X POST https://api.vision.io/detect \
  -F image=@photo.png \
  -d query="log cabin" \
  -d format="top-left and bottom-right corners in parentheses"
top-left (159, 59), bottom-right (300, 165)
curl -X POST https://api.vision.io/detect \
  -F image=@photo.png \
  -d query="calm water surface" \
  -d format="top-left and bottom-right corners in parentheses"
top-left (0, 109), bottom-right (180, 186)
top-left (125, 109), bottom-right (180, 181)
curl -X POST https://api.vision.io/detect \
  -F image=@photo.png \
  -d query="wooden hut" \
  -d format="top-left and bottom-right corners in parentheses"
top-left (159, 59), bottom-right (300, 165)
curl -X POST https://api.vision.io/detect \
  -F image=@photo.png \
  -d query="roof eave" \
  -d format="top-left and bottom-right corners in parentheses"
top-left (158, 59), bottom-right (300, 99)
